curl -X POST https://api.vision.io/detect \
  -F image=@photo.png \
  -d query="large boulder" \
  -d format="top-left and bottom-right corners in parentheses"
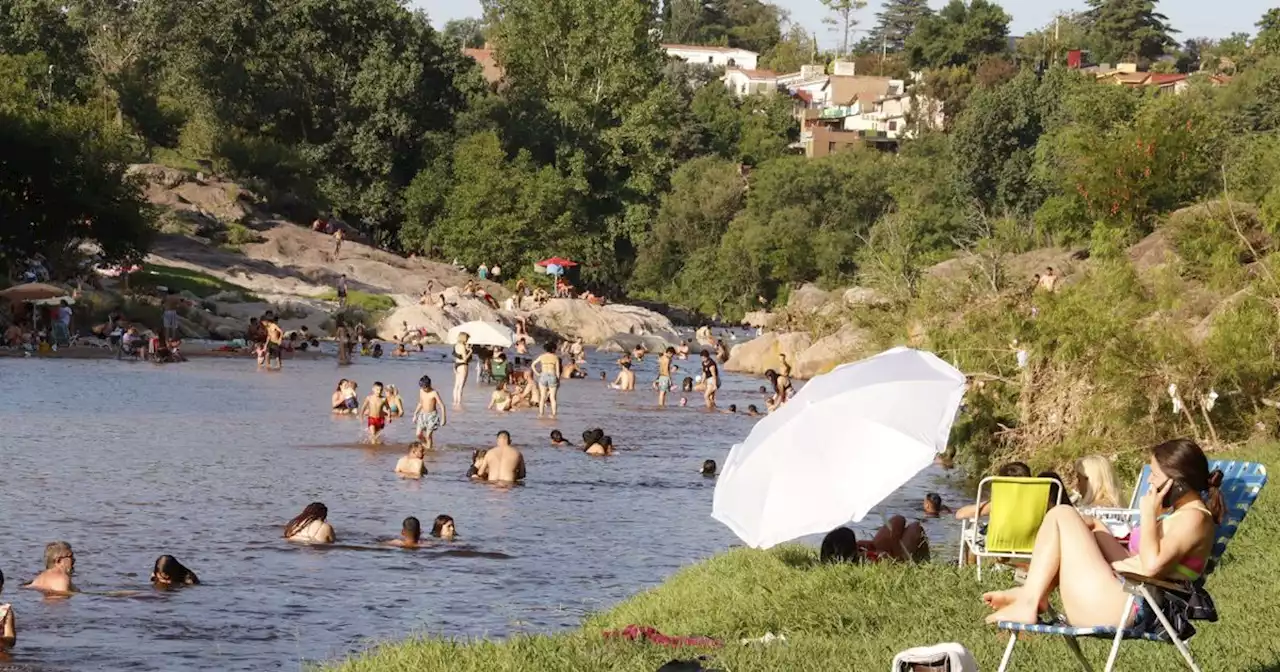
top-left (725, 332), bottom-right (813, 376)
top-left (787, 283), bottom-right (837, 313)
top-left (597, 333), bottom-right (678, 353)
top-left (528, 299), bottom-right (678, 345)
top-left (842, 286), bottom-right (891, 308)
top-left (792, 325), bottom-right (874, 378)
top-left (741, 310), bottom-right (775, 328)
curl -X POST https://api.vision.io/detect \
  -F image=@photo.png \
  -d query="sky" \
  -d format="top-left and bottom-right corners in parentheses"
top-left (413, 0), bottom-right (1274, 47)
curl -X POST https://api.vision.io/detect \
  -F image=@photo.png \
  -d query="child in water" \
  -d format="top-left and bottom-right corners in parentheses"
top-left (488, 382), bottom-right (512, 412)
top-left (413, 376), bottom-right (446, 450)
top-left (386, 385), bottom-right (405, 419)
top-left (360, 382), bottom-right (390, 443)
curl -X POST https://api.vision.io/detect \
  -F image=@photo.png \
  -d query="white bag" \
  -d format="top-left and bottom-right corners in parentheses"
top-left (891, 643), bottom-right (979, 672)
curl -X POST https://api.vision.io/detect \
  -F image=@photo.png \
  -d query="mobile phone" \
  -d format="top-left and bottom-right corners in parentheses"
top-left (1162, 478), bottom-right (1193, 508)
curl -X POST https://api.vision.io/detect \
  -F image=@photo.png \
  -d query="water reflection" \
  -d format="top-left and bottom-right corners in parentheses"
top-left (0, 347), bottom-right (967, 670)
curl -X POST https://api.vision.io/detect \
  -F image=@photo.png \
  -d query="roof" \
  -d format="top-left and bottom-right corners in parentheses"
top-left (662, 43), bottom-right (757, 55)
top-left (727, 68), bottom-right (777, 80)
top-left (1148, 73), bottom-right (1188, 85)
top-left (462, 48), bottom-right (503, 84)
top-left (823, 75), bottom-right (893, 108)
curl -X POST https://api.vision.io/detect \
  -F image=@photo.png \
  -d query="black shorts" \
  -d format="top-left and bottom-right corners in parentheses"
top-left (268, 343), bottom-right (282, 359)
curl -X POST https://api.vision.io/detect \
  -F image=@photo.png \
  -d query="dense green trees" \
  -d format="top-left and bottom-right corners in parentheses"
top-left (871, 0), bottom-right (933, 53)
top-left (1084, 0), bottom-right (1178, 65)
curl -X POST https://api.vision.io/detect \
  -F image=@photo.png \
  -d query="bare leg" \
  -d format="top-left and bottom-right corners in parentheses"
top-left (986, 505), bottom-right (1130, 625)
top-left (537, 385), bottom-right (548, 417)
top-left (658, 388), bottom-right (667, 407)
top-left (902, 522), bottom-right (928, 562)
top-left (452, 365), bottom-right (467, 408)
top-left (549, 385), bottom-right (559, 418)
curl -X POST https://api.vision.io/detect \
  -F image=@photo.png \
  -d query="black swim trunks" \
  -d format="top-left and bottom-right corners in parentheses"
top-left (268, 343), bottom-right (282, 360)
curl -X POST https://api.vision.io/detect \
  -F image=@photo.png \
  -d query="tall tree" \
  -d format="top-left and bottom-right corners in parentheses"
top-left (821, 0), bottom-right (867, 56)
top-left (906, 0), bottom-right (1010, 70)
top-left (1084, 0), bottom-right (1178, 64)
top-left (443, 18), bottom-right (487, 48)
top-left (761, 23), bottom-right (815, 73)
top-left (1257, 8), bottom-right (1280, 56)
top-left (871, 0), bottom-right (932, 53)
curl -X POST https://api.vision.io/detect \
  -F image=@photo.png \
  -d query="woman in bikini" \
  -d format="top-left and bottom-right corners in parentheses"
top-left (284, 502), bottom-right (336, 544)
top-left (983, 438), bottom-right (1223, 632)
top-left (452, 332), bottom-right (473, 409)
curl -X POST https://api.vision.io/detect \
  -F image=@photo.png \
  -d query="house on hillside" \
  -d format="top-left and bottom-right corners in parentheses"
top-left (724, 68), bottom-right (779, 96)
top-left (662, 44), bottom-right (759, 71)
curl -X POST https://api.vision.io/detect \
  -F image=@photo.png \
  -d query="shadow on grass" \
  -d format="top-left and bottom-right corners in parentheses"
top-left (773, 545), bottom-right (819, 569)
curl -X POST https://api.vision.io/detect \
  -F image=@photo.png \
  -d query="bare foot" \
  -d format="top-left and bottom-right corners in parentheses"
top-left (983, 590), bottom-right (1048, 613)
top-left (986, 600), bottom-right (1040, 625)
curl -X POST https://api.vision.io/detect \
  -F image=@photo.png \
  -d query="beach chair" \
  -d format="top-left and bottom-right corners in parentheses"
top-left (962, 477), bottom-right (1065, 582)
top-left (994, 460), bottom-right (1267, 672)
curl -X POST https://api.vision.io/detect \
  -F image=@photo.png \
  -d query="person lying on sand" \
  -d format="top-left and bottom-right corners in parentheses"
top-left (395, 444), bottom-right (428, 478)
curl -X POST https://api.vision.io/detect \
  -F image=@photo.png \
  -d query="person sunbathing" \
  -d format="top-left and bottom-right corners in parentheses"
top-left (954, 461), bottom-right (1032, 519)
top-left (982, 439), bottom-right (1222, 628)
top-left (820, 519), bottom-right (928, 564)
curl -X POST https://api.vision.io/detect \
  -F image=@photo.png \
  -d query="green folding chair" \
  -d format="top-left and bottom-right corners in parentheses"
top-left (963, 477), bottom-right (1064, 581)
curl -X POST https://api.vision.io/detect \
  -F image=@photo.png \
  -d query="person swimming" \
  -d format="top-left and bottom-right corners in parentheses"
top-left (387, 517), bottom-right (421, 548)
top-left (581, 428), bottom-right (604, 452)
top-left (333, 379), bottom-right (358, 414)
top-left (395, 444), bottom-right (428, 478)
top-left (473, 431), bottom-right (526, 482)
top-left (923, 493), bottom-right (951, 517)
top-left (488, 382), bottom-right (512, 412)
top-left (25, 541), bottom-right (76, 594)
top-left (284, 502), bottom-right (335, 543)
top-left (682, 377), bottom-right (694, 393)
top-left (151, 555), bottom-right (199, 587)
top-left (430, 515), bottom-right (456, 541)
top-left (746, 404), bottom-right (761, 416)
top-left (700, 459), bottom-right (717, 477)
top-left (722, 404), bottom-right (737, 414)
top-left (550, 429), bottom-right (572, 447)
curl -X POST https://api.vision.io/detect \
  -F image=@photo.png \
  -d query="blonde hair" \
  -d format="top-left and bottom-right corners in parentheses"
top-left (44, 541), bottom-right (73, 569)
top-left (1075, 455), bottom-right (1122, 508)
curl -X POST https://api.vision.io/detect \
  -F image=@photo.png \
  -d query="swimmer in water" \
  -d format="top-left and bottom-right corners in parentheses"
top-left (488, 382), bottom-right (512, 412)
top-left (586, 435), bottom-right (614, 456)
top-left (746, 404), bottom-right (761, 416)
top-left (24, 541), bottom-right (76, 594)
top-left (386, 517), bottom-right (422, 548)
top-left (284, 502), bottom-right (336, 543)
top-left (679, 397), bottom-right (688, 407)
top-left (0, 568), bottom-right (15, 648)
top-left (360, 382), bottom-right (390, 443)
top-left (431, 515), bottom-right (457, 541)
top-left (611, 359), bottom-right (636, 390)
top-left (700, 459), bottom-right (717, 476)
top-left (923, 493), bottom-right (951, 517)
top-left (151, 555), bottom-right (199, 587)
top-left (722, 404), bottom-right (737, 414)
top-left (550, 429), bottom-right (572, 447)
top-left (395, 444), bottom-right (428, 478)
top-left (333, 379), bottom-right (359, 414)
top-left (413, 376), bottom-right (446, 450)
top-left (474, 431), bottom-right (526, 483)
top-left (656, 347), bottom-right (675, 407)
top-left (682, 376), bottom-right (694, 393)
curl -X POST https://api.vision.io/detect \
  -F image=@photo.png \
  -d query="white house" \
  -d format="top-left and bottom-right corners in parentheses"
top-left (663, 44), bottom-right (758, 71)
top-left (856, 92), bottom-right (945, 139)
top-left (723, 68), bottom-right (778, 96)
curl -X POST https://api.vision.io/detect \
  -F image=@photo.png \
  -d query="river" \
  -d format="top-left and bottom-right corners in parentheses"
top-left (0, 347), bottom-right (968, 671)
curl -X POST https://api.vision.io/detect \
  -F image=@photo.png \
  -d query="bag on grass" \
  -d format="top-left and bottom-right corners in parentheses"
top-left (891, 642), bottom-right (979, 672)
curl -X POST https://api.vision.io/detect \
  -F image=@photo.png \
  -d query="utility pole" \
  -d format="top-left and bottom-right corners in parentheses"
top-left (880, 31), bottom-right (887, 76)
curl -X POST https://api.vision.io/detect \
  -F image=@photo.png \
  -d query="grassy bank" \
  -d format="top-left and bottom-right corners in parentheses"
top-left (125, 263), bottom-right (259, 299)
top-left (327, 443), bottom-right (1279, 672)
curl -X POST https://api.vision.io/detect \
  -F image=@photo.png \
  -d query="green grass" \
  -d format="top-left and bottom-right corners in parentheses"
top-left (126, 263), bottom-right (259, 300)
top-left (326, 442), bottom-right (1280, 672)
top-left (317, 289), bottom-right (397, 312)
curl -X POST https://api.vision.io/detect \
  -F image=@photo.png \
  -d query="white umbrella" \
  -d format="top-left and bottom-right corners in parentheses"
top-left (446, 321), bottom-right (514, 348)
top-left (711, 347), bottom-right (966, 549)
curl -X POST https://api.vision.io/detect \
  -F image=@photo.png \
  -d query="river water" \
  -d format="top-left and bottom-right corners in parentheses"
top-left (0, 347), bottom-right (968, 671)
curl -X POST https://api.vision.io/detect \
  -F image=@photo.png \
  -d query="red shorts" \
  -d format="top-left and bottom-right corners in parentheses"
top-left (368, 416), bottom-right (385, 430)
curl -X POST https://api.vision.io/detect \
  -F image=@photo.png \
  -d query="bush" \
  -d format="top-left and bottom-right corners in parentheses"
top-left (125, 264), bottom-right (258, 299)
top-left (317, 289), bottom-right (396, 313)
top-left (224, 223), bottom-right (264, 246)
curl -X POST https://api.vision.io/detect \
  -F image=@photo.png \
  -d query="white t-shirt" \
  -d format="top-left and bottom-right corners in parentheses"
top-left (491, 265), bottom-right (502, 277)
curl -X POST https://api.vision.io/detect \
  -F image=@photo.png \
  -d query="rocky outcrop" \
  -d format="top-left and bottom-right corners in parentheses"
top-left (725, 332), bottom-right (813, 376)
top-left (842, 286), bottom-right (891, 308)
top-left (792, 325), bottom-right (874, 378)
top-left (787, 283), bottom-right (838, 313)
top-left (377, 297), bottom-right (678, 347)
top-left (741, 310), bottom-right (774, 328)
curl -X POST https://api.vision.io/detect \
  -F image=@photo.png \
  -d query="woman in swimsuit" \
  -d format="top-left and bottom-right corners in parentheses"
top-left (331, 379), bottom-right (350, 412)
top-left (386, 385), bottom-right (404, 418)
top-left (532, 341), bottom-right (562, 418)
top-left (983, 438), bottom-right (1222, 630)
top-left (284, 502), bottom-right (336, 544)
top-left (431, 515), bottom-right (456, 541)
top-left (452, 332), bottom-right (473, 409)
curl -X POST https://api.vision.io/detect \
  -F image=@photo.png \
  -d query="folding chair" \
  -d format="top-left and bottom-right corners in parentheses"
top-left (994, 460), bottom-right (1268, 672)
top-left (962, 477), bottom-right (1065, 582)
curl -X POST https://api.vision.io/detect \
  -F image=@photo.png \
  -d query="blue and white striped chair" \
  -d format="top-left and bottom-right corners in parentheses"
top-left (994, 460), bottom-right (1267, 672)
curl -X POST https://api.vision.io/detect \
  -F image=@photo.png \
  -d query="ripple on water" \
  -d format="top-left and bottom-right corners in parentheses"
top-left (0, 347), bottom-right (968, 671)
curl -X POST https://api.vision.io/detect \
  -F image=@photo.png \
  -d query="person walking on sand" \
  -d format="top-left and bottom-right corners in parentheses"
top-left (332, 228), bottom-right (345, 260)
top-left (413, 375), bottom-right (446, 450)
top-left (656, 346), bottom-right (676, 407)
top-left (532, 341), bottom-right (562, 418)
top-left (474, 430), bottom-right (526, 483)
top-left (360, 381), bottom-right (391, 444)
top-left (452, 332), bottom-right (473, 408)
top-left (336, 274), bottom-right (348, 308)
top-left (700, 349), bottom-right (720, 410)
top-left (263, 314), bottom-right (285, 371)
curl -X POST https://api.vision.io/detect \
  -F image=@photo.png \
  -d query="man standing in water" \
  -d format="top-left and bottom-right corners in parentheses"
top-left (700, 349), bottom-right (720, 409)
top-left (336, 274), bottom-right (348, 308)
top-left (656, 346), bottom-right (676, 407)
top-left (162, 289), bottom-right (183, 342)
top-left (26, 542), bottom-right (76, 593)
top-left (413, 375), bottom-right (446, 450)
top-left (475, 430), bottom-right (526, 483)
top-left (452, 332), bottom-right (473, 408)
top-left (263, 313), bottom-right (285, 371)
top-left (360, 381), bottom-right (391, 444)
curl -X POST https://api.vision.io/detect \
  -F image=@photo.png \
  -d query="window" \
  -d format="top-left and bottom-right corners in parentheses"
top-left (708, 56), bottom-right (714, 64)
top-left (727, 58), bottom-right (736, 68)
top-left (888, 121), bottom-right (898, 131)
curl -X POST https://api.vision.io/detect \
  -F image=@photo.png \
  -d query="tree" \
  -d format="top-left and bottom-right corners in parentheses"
top-left (821, 0), bottom-right (867, 56)
top-left (871, 0), bottom-right (932, 53)
top-left (761, 23), bottom-right (815, 73)
top-left (725, 0), bottom-right (784, 54)
top-left (1257, 8), bottom-right (1280, 56)
top-left (0, 0), bottom-right (92, 99)
top-left (906, 0), bottom-right (1010, 71)
top-left (1084, 0), bottom-right (1178, 65)
top-left (443, 18), bottom-right (487, 48)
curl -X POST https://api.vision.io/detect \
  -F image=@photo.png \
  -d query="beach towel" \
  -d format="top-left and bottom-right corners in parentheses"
top-left (603, 625), bottom-right (722, 649)
top-left (891, 643), bottom-right (979, 672)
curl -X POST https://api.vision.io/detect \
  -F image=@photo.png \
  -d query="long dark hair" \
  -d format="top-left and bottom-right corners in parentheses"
top-left (431, 515), bottom-right (454, 538)
top-left (820, 527), bottom-right (858, 564)
top-left (284, 502), bottom-right (328, 538)
top-left (152, 555), bottom-right (199, 585)
top-left (1152, 438), bottom-right (1225, 523)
